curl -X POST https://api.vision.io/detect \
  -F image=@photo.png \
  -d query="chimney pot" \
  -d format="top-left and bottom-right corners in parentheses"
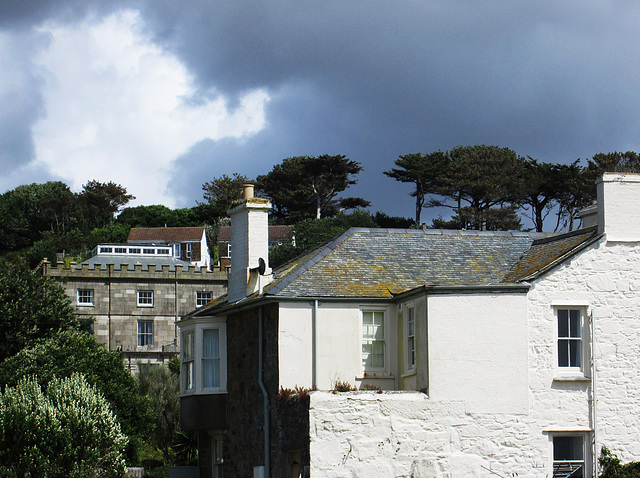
top-left (242, 184), bottom-right (254, 200)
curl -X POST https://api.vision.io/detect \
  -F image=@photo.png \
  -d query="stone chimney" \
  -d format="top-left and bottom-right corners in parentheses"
top-left (596, 173), bottom-right (640, 241)
top-left (227, 184), bottom-right (272, 303)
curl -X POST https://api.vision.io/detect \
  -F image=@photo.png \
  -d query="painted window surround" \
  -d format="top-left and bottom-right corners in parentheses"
top-left (179, 317), bottom-right (227, 396)
top-left (552, 300), bottom-right (590, 381)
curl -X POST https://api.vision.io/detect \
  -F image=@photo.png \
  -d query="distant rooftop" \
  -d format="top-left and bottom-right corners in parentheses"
top-left (128, 227), bottom-right (205, 243)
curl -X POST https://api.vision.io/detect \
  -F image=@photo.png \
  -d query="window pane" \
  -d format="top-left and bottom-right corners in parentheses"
top-left (138, 321), bottom-right (153, 346)
top-left (203, 329), bottom-right (220, 388)
top-left (570, 312), bottom-right (581, 338)
top-left (570, 340), bottom-right (581, 368)
top-left (182, 332), bottom-right (193, 360)
top-left (554, 435), bottom-right (584, 460)
top-left (203, 329), bottom-right (219, 358)
top-left (558, 340), bottom-right (569, 367)
top-left (553, 436), bottom-right (584, 478)
top-left (558, 310), bottom-right (569, 337)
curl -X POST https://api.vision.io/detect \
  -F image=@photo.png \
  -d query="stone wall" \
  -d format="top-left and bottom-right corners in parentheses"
top-left (44, 261), bottom-right (227, 368)
top-left (309, 391), bottom-right (538, 478)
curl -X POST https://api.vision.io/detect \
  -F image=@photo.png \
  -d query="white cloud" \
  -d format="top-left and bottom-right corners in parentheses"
top-left (31, 9), bottom-right (269, 206)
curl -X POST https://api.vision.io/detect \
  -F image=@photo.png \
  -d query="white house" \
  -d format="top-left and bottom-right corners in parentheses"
top-left (128, 226), bottom-right (212, 268)
top-left (178, 174), bottom-right (640, 478)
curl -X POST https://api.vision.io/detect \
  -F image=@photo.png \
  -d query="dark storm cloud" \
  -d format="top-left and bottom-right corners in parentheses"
top-left (4, 1), bottom-right (640, 218)
top-left (156, 1), bottom-right (640, 215)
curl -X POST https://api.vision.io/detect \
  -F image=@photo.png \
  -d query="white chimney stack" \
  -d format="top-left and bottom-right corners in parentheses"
top-left (227, 184), bottom-right (272, 302)
top-left (597, 173), bottom-right (640, 242)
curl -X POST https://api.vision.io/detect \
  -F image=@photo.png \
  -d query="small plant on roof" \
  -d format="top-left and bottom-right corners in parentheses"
top-left (277, 387), bottom-right (296, 402)
top-left (332, 380), bottom-right (356, 392)
top-left (362, 384), bottom-right (381, 391)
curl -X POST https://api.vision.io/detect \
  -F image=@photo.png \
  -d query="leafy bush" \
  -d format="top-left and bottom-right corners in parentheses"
top-left (138, 365), bottom-right (180, 462)
top-left (0, 259), bottom-right (79, 362)
top-left (0, 331), bottom-right (153, 463)
top-left (0, 374), bottom-right (127, 478)
top-left (600, 446), bottom-right (640, 477)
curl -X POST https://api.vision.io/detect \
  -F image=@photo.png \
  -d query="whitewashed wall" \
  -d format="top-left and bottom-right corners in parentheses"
top-left (309, 391), bottom-right (545, 478)
top-left (528, 238), bottom-right (640, 463)
top-left (427, 292), bottom-right (528, 413)
top-left (278, 302), bottom-right (397, 390)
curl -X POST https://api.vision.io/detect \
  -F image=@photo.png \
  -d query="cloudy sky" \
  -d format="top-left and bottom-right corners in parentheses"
top-left (2, 1), bottom-right (640, 222)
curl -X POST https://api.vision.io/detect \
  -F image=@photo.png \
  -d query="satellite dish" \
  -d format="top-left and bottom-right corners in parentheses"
top-left (258, 257), bottom-right (266, 276)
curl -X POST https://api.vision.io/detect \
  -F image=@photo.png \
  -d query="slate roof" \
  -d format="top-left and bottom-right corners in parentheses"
top-left (189, 226), bottom-right (603, 319)
top-left (76, 254), bottom-right (193, 270)
top-left (128, 227), bottom-right (204, 243)
top-left (502, 226), bottom-right (601, 282)
top-left (263, 228), bottom-right (555, 299)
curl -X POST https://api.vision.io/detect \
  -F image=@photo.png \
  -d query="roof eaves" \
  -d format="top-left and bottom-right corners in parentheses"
top-left (518, 232), bottom-right (604, 283)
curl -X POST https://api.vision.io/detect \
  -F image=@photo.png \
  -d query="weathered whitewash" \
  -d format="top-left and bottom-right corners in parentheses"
top-left (179, 174), bottom-right (640, 478)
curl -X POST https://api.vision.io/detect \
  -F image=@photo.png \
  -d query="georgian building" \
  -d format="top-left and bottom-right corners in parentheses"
top-left (179, 175), bottom-right (640, 478)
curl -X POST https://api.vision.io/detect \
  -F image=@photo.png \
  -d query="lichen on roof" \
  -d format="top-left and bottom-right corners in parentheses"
top-left (266, 228), bottom-right (558, 299)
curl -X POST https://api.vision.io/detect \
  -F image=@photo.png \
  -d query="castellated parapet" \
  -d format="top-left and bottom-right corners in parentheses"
top-left (44, 260), bottom-right (228, 373)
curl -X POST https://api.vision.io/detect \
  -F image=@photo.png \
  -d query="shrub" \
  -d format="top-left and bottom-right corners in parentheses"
top-left (600, 446), bottom-right (640, 477)
top-left (332, 380), bottom-right (356, 392)
top-left (0, 374), bottom-right (127, 478)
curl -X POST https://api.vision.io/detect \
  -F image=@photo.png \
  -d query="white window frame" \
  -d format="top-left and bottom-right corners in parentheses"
top-left (137, 320), bottom-right (154, 346)
top-left (551, 433), bottom-right (590, 478)
top-left (405, 303), bottom-right (416, 373)
top-left (555, 307), bottom-right (587, 376)
top-left (182, 330), bottom-right (195, 392)
top-left (179, 321), bottom-right (227, 395)
top-left (186, 242), bottom-right (192, 259)
top-left (361, 309), bottom-right (387, 373)
top-left (77, 289), bottom-right (94, 307)
top-left (196, 291), bottom-right (213, 308)
top-left (137, 290), bottom-right (154, 307)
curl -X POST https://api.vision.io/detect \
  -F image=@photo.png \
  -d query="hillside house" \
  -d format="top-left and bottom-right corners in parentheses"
top-left (178, 175), bottom-right (640, 478)
top-left (128, 226), bottom-right (212, 268)
top-left (217, 224), bottom-right (292, 271)
top-left (45, 229), bottom-right (226, 372)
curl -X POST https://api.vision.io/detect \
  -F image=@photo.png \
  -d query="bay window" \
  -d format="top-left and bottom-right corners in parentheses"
top-left (180, 322), bottom-right (226, 394)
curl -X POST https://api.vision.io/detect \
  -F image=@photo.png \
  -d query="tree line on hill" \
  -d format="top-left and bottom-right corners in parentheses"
top-left (1, 147), bottom-right (639, 269)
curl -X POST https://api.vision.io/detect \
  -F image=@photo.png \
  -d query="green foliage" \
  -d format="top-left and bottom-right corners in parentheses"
top-left (257, 155), bottom-right (368, 221)
top-left (600, 446), bottom-right (640, 477)
top-left (86, 223), bottom-right (131, 251)
top-left (115, 205), bottom-right (203, 229)
top-left (0, 181), bottom-right (79, 254)
top-left (201, 173), bottom-right (251, 216)
top-left (384, 151), bottom-right (449, 224)
top-left (371, 211), bottom-right (414, 229)
top-left (0, 374), bottom-right (128, 478)
top-left (0, 259), bottom-right (79, 362)
top-left (0, 180), bottom-right (134, 264)
top-left (269, 211), bottom-right (377, 267)
top-left (432, 205), bottom-right (522, 231)
top-left (78, 180), bottom-right (134, 231)
top-left (138, 365), bottom-right (181, 462)
top-left (0, 331), bottom-right (154, 463)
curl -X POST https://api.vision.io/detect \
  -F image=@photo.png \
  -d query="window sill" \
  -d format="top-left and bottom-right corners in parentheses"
top-left (77, 304), bottom-right (95, 307)
top-left (553, 375), bottom-right (591, 383)
top-left (401, 371), bottom-right (417, 378)
top-left (357, 374), bottom-right (394, 381)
